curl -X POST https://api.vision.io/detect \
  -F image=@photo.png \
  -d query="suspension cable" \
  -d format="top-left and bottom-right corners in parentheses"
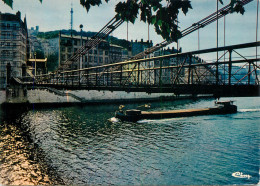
top-left (216, 0), bottom-right (219, 85)
top-left (256, 0), bottom-right (259, 84)
top-left (131, 0), bottom-right (253, 60)
top-left (256, 0), bottom-right (259, 58)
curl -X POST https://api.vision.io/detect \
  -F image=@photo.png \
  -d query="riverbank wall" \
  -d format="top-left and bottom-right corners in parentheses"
top-left (0, 89), bottom-right (213, 108)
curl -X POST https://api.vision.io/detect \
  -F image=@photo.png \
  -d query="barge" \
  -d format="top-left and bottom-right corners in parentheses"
top-left (115, 101), bottom-right (237, 122)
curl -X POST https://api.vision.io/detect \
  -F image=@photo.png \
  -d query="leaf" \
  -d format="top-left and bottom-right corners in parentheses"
top-left (181, 1), bottom-right (192, 15)
top-left (151, 16), bottom-right (156, 24)
top-left (80, 0), bottom-right (108, 12)
top-left (157, 19), bottom-right (162, 26)
top-left (233, 2), bottom-right (245, 15)
top-left (115, 1), bottom-right (139, 24)
top-left (2, 0), bottom-right (13, 8)
top-left (231, 0), bottom-right (236, 6)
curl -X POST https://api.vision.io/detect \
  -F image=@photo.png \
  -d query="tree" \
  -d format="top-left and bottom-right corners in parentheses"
top-left (35, 50), bottom-right (45, 59)
top-left (80, 0), bottom-right (245, 41)
top-left (2, 0), bottom-right (245, 41)
top-left (1, 0), bottom-right (42, 8)
top-left (46, 53), bottom-right (58, 72)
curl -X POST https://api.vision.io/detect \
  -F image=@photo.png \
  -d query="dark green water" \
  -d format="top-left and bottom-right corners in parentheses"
top-left (0, 97), bottom-right (259, 185)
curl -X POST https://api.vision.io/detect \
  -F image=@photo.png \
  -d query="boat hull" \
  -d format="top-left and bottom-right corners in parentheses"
top-left (115, 104), bottom-right (237, 122)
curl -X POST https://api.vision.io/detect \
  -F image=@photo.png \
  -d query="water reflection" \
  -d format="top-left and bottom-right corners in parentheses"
top-left (15, 104), bottom-right (194, 185)
top-left (0, 107), bottom-right (62, 185)
top-left (0, 97), bottom-right (259, 185)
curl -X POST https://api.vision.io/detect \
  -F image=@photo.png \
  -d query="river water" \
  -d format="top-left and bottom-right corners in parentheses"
top-left (0, 97), bottom-right (259, 185)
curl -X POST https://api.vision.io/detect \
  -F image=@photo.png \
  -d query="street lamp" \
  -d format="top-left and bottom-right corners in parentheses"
top-left (34, 52), bottom-right (37, 76)
top-left (79, 24), bottom-right (83, 70)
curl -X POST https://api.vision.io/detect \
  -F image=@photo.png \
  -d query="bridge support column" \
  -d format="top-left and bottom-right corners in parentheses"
top-left (5, 84), bottom-right (28, 104)
top-left (72, 72), bottom-right (74, 87)
top-left (248, 62), bottom-right (251, 85)
top-left (228, 50), bottom-right (232, 85)
top-left (137, 62), bottom-right (140, 86)
top-left (188, 54), bottom-right (192, 84)
top-left (106, 68), bottom-right (109, 86)
top-left (78, 71), bottom-right (81, 88)
top-left (120, 65), bottom-right (123, 86)
top-left (159, 59), bottom-right (162, 87)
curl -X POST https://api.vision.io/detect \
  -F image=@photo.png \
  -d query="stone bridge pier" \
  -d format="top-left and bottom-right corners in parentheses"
top-left (5, 63), bottom-right (28, 104)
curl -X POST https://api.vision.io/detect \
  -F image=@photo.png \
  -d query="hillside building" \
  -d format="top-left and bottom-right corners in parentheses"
top-left (59, 34), bottom-right (126, 69)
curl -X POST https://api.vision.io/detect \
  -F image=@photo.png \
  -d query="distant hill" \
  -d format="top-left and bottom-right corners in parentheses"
top-left (37, 29), bottom-right (130, 49)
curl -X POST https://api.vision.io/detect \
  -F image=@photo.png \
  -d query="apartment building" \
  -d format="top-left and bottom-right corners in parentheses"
top-left (0, 11), bottom-right (28, 88)
top-left (59, 34), bottom-right (125, 70)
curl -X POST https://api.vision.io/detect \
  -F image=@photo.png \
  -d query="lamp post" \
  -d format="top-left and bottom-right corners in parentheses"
top-left (34, 52), bottom-right (37, 76)
top-left (79, 24), bottom-right (83, 86)
top-left (79, 24), bottom-right (83, 70)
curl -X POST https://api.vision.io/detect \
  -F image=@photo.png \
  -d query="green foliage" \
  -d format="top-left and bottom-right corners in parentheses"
top-left (2, 0), bottom-right (246, 41)
top-left (36, 30), bottom-right (98, 39)
top-left (115, 1), bottom-right (139, 24)
top-left (35, 50), bottom-right (45, 59)
top-left (79, 0), bottom-right (109, 12)
top-left (1, 0), bottom-right (41, 8)
top-left (37, 31), bottom-right (59, 39)
top-left (2, 0), bottom-right (12, 8)
top-left (232, 0), bottom-right (245, 15)
top-left (108, 36), bottom-right (130, 49)
top-left (46, 53), bottom-right (58, 72)
top-left (79, 0), bottom-right (246, 42)
top-left (114, 0), bottom-right (192, 41)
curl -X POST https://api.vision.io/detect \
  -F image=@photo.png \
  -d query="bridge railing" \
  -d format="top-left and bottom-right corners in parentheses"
top-left (22, 41), bottom-right (259, 90)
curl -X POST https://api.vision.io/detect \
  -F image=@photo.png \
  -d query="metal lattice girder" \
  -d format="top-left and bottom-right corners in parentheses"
top-left (30, 41), bottom-right (259, 90)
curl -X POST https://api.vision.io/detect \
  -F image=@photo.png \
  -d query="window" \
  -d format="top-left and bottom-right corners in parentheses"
top-left (99, 50), bottom-right (103, 55)
top-left (94, 50), bottom-right (97, 55)
top-left (74, 40), bottom-right (78, 45)
top-left (105, 57), bottom-right (108, 64)
top-left (99, 57), bottom-right (103, 63)
top-left (105, 51), bottom-right (109, 55)
top-left (7, 24), bottom-right (10, 29)
top-left (94, 57), bottom-right (97, 63)
top-left (1, 23), bottom-right (6, 29)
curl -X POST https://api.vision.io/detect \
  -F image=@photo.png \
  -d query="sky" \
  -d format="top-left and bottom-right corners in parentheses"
top-left (0, 0), bottom-right (259, 61)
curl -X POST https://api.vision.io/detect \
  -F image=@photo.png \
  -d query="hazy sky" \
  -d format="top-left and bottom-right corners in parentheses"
top-left (0, 0), bottom-right (259, 60)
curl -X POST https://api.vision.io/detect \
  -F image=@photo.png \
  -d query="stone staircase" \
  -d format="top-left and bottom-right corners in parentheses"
top-left (44, 87), bottom-right (86, 102)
